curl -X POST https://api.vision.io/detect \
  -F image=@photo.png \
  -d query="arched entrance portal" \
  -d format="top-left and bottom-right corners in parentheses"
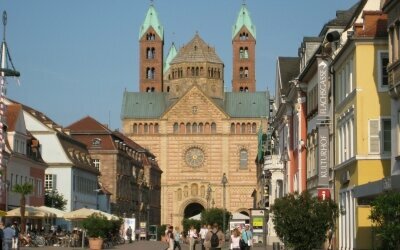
top-left (184, 202), bottom-right (205, 219)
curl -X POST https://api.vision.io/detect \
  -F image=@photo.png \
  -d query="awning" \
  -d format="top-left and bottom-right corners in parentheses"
top-left (353, 175), bottom-right (400, 198)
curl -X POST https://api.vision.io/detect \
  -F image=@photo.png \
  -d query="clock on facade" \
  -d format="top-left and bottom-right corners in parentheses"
top-left (185, 147), bottom-right (205, 167)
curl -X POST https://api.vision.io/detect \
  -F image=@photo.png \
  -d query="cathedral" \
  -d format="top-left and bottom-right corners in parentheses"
top-left (121, 3), bottom-right (270, 227)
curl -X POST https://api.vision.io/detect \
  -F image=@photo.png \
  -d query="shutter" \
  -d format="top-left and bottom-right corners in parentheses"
top-left (369, 120), bottom-right (380, 154)
top-left (53, 174), bottom-right (57, 190)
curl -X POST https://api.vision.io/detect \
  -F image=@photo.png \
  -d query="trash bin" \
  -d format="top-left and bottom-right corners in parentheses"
top-left (273, 242), bottom-right (280, 250)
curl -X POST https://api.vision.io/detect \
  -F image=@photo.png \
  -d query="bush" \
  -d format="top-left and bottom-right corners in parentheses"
top-left (182, 219), bottom-right (202, 236)
top-left (201, 208), bottom-right (231, 231)
top-left (82, 213), bottom-right (111, 238)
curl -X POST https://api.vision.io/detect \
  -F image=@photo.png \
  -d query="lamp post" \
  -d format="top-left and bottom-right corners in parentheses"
top-left (221, 173), bottom-right (228, 238)
top-left (206, 183), bottom-right (212, 209)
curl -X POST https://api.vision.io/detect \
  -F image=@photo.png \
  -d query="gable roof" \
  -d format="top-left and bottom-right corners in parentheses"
top-left (67, 116), bottom-right (111, 134)
top-left (121, 91), bottom-right (169, 119)
top-left (224, 92), bottom-right (269, 118)
top-left (6, 104), bottom-right (22, 132)
top-left (139, 4), bottom-right (164, 40)
top-left (170, 33), bottom-right (223, 64)
top-left (232, 4), bottom-right (256, 39)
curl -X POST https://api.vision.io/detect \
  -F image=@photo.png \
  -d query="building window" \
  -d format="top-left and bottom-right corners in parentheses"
top-left (92, 138), bottom-right (101, 147)
top-left (93, 159), bottom-right (101, 171)
top-left (339, 190), bottom-right (355, 249)
top-left (45, 174), bottom-right (56, 191)
top-left (378, 51), bottom-right (389, 90)
top-left (368, 118), bottom-right (391, 154)
top-left (173, 123), bottom-right (179, 133)
top-left (335, 57), bottom-right (354, 103)
top-left (239, 149), bottom-right (248, 168)
top-left (211, 122), bottom-right (216, 133)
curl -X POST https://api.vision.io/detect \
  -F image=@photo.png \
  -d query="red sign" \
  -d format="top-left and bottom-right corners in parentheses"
top-left (318, 188), bottom-right (331, 201)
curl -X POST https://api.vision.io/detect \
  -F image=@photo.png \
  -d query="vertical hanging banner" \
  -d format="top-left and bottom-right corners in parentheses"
top-left (318, 126), bottom-right (329, 186)
top-left (317, 57), bottom-right (329, 118)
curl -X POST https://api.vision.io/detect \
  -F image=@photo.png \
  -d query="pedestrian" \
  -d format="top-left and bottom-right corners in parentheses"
top-left (3, 223), bottom-right (15, 250)
top-left (230, 228), bottom-right (241, 250)
top-left (0, 222), bottom-right (4, 250)
top-left (11, 222), bottom-right (19, 250)
top-left (167, 226), bottom-right (174, 250)
top-left (126, 226), bottom-right (133, 243)
top-left (188, 226), bottom-right (198, 250)
top-left (240, 225), bottom-right (252, 250)
top-left (199, 224), bottom-right (208, 250)
top-left (173, 226), bottom-right (181, 250)
top-left (204, 223), bottom-right (224, 250)
top-left (164, 224), bottom-right (171, 250)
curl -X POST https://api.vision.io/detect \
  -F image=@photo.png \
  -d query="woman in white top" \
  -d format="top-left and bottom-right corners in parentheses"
top-left (230, 228), bottom-right (241, 250)
top-left (188, 226), bottom-right (198, 250)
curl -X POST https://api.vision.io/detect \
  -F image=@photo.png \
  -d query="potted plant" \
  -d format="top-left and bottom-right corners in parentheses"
top-left (82, 213), bottom-right (110, 250)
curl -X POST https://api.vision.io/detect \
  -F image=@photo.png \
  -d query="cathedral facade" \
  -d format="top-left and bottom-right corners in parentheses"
top-left (121, 3), bottom-right (269, 226)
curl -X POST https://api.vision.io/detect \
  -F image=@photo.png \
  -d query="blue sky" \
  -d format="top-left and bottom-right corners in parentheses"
top-left (1, 0), bottom-right (358, 130)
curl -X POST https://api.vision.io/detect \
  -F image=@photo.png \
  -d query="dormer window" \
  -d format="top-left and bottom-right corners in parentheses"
top-left (92, 138), bottom-right (101, 147)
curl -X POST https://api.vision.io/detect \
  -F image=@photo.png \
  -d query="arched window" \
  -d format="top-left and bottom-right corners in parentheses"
top-left (187, 67), bottom-right (190, 76)
top-left (247, 123), bottom-right (251, 133)
top-left (252, 123), bottom-right (257, 133)
top-left (211, 122), bottom-right (216, 133)
top-left (154, 123), bottom-right (159, 133)
top-left (192, 123), bottom-right (198, 133)
top-left (239, 47), bottom-right (244, 58)
top-left (244, 47), bottom-right (249, 58)
top-left (239, 87), bottom-right (244, 92)
top-left (205, 123), bottom-right (210, 133)
top-left (240, 149), bottom-right (248, 168)
top-left (230, 123), bottom-right (235, 134)
top-left (144, 123), bottom-right (149, 133)
top-left (239, 67), bottom-right (244, 78)
top-left (244, 87), bottom-right (249, 92)
top-left (173, 123), bottom-right (179, 133)
top-left (244, 67), bottom-right (249, 78)
top-left (138, 123), bottom-right (143, 134)
top-left (196, 67), bottom-right (199, 76)
top-left (198, 123), bottom-right (204, 133)
top-left (180, 123), bottom-right (185, 134)
top-left (151, 87), bottom-right (155, 92)
top-left (241, 123), bottom-right (246, 133)
top-left (146, 67), bottom-right (151, 79)
top-left (151, 48), bottom-right (155, 58)
top-left (167, 86), bottom-right (170, 92)
top-left (151, 68), bottom-right (155, 79)
top-left (133, 123), bottom-right (138, 134)
top-left (146, 87), bottom-right (151, 92)
top-left (186, 123), bottom-right (191, 134)
top-left (236, 123), bottom-right (241, 133)
top-left (149, 123), bottom-right (154, 134)
top-left (208, 68), bottom-right (211, 77)
top-left (200, 67), bottom-right (203, 75)
top-left (191, 67), bottom-right (195, 76)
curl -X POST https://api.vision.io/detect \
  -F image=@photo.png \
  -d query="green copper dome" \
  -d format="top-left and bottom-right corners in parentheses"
top-left (232, 4), bottom-right (256, 39)
top-left (139, 5), bottom-right (164, 40)
top-left (164, 43), bottom-right (178, 73)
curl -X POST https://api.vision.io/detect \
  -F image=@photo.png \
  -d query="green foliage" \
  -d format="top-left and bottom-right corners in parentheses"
top-left (82, 213), bottom-right (118, 238)
top-left (201, 208), bottom-right (231, 232)
top-left (271, 191), bottom-right (339, 250)
top-left (45, 190), bottom-right (67, 211)
top-left (158, 224), bottom-right (167, 240)
top-left (182, 219), bottom-right (202, 236)
top-left (13, 182), bottom-right (34, 234)
top-left (369, 191), bottom-right (400, 250)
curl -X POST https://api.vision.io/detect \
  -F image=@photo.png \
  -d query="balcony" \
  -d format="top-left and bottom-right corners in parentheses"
top-left (388, 60), bottom-right (400, 99)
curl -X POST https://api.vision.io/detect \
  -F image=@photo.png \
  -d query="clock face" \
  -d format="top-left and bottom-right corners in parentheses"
top-left (185, 147), bottom-right (205, 167)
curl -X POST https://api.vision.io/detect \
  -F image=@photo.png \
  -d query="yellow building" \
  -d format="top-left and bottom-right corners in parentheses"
top-left (333, 11), bottom-right (389, 249)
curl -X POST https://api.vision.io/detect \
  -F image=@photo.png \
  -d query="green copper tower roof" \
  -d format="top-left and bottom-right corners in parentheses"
top-left (164, 42), bottom-right (178, 73)
top-left (232, 4), bottom-right (256, 39)
top-left (139, 5), bottom-right (164, 40)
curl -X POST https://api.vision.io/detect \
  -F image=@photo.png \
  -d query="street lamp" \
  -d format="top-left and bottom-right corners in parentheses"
top-left (206, 183), bottom-right (212, 209)
top-left (221, 173), bottom-right (228, 238)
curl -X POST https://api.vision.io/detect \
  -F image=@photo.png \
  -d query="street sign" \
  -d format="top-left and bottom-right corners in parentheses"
top-left (318, 188), bottom-right (331, 201)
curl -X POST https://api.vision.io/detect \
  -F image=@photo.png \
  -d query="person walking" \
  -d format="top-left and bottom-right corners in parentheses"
top-left (199, 224), bottom-right (208, 250)
top-left (188, 226), bottom-right (198, 250)
top-left (11, 222), bottom-right (19, 250)
top-left (126, 226), bottom-right (133, 243)
top-left (167, 226), bottom-right (174, 250)
top-left (3, 223), bottom-right (15, 250)
top-left (173, 226), bottom-right (181, 250)
top-left (240, 225), bottom-right (252, 250)
top-left (230, 228), bottom-right (241, 250)
top-left (204, 223), bottom-right (224, 250)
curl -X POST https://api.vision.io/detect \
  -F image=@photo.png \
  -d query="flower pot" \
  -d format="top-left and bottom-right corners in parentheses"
top-left (88, 237), bottom-right (103, 250)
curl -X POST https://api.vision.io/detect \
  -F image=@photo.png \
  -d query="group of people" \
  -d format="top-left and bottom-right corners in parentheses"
top-left (0, 222), bottom-right (20, 250)
top-left (164, 223), bottom-right (252, 250)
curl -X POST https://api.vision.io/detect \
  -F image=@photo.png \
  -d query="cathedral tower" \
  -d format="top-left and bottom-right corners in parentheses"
top-left (139, 4), bottom-right (164, 92)
top-left (232, 4), bottom-right (256, 92)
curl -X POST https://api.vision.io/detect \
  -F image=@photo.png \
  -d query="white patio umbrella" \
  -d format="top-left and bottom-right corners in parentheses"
top-left (38, 206), bottom-right (66, 218)
top-left (63, 207), bottom-right (118, 221)
top-left (5, 206), bottom-right (56, 218)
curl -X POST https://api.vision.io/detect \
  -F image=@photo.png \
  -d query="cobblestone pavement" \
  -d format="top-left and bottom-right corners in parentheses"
top-left (20, 240), bottom-right (271, 250)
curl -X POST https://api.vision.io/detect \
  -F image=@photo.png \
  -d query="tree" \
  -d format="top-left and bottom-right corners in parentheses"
top-left (201, 208), bottom-right (231, 232)
top-left (45, 189), bottom-right (67, 210)
top-left (13, 182), bottom-right (34, 234)
top-left (271, 191), bottom-right (339, 250)
top-left (369, 191), bottom-right (400, 250)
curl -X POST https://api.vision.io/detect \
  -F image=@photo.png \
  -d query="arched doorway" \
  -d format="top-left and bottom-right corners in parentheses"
top-left (184, 202), bottom-right (205, 219)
